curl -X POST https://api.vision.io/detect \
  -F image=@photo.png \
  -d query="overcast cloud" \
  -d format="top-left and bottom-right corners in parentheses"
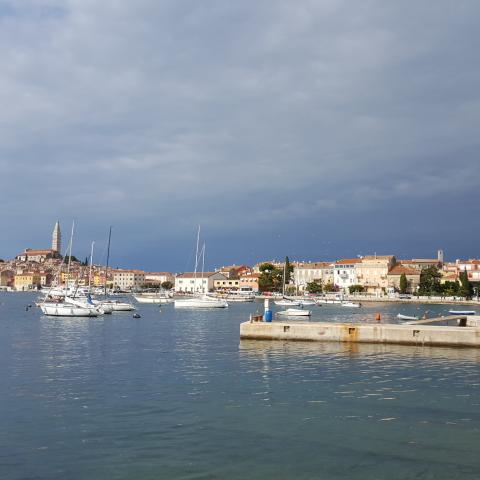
top-left (1, 0), bottom-right (479, 270)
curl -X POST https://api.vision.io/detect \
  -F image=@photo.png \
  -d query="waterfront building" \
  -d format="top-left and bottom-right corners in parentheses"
top-left (455, 259), bottom-right (480, 282)
top-left (217, 265), bottom-right (252, 279)
top-left (400, 258), bottom-right (441, 270)
top-left (144, 272), bottom-right (174, 286)
top-left (14, 272), bottom-right (42, 290)
top-left (239, 272), bottom-right (260, 293)
top-left (175, 272), bottom-right (226, 293)
top-left (387, 265), bottom-right (421, 293)
top-left (355, 255), bottom-right (396, 294)
top-left (213, 278), bottom-right (240, 291)
top-left (112, 269), bottom-right (146, 290)
top-left (52, 221), bottom-right (61, 253)
top-left (15, 249), bottom-right (58, 263)
top-left (0, 270), bottom-right (14, 287)
top-left (333, 258), bottom-right (361, 292)
top-left (293, 262), bottom-right (334, 292)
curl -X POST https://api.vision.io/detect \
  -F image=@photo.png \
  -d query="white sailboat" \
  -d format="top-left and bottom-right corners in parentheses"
top-left (174, 227), bottom-right (228, 309)
top-left (41, 223), bottom-right (104, 317)
top-left (98, 226), bottom-right (136, 312)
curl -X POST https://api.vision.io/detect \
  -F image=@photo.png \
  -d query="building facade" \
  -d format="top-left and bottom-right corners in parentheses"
top-left (112, 269), bottom-right (146, 290)
top-left (175, 272), bottom-right (227, 293)
top-left (293, 262), bottom-right (334, 291)
top-left (333, 258), bottom-right (361, 292)
top-left (355, 255), bottom-right (396, 294)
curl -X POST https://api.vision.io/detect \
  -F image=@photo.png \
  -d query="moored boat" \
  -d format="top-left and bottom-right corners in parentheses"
top-left (448, 310), bottom-right (476, 315)
top-left (277, 308), bottom-right (311, 317)
top-left (397, 313), bottom-right (419, 321)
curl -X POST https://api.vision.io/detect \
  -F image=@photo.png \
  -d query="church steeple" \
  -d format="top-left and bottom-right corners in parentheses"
top-left (52, 221), bottom-right (61, 253)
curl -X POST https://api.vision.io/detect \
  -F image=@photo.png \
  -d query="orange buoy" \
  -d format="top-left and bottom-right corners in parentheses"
top-left (375, 313), bottom-right (381, 322)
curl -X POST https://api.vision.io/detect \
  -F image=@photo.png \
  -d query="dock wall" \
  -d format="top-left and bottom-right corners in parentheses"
top-left (240, 321), bottom-right (480, 348)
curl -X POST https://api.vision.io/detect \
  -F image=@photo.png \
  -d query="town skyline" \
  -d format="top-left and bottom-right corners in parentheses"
top-left (1, 2), bottom-right (480, 271)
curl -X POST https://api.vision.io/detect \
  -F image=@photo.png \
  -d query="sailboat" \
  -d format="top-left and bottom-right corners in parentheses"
top-left (41, 223), bottom-right (104, 317)
top-left (274, 262), bottom-right (301, 306)
top-left (174, 227), bottom-right (228, 309)
top-left (96, 226), bottom-right (136, 312)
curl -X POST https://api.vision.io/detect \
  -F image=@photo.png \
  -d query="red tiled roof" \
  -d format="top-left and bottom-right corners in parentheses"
top-left (388, 265), bottom-right (421, 276)
top-left (335, 258), bottom-right (362, 265)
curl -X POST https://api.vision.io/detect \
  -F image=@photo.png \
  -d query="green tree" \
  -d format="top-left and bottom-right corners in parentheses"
top-left (284, 256), bottom-right (293, 285)
top-left (459, 270), bottom-right (472, 298)
top-left (323, 282), bottom-right (336, 293)
top-left (258, 263), bottom-right (284, 292)
top-left (161, 281), bottom-right (173, 290)
top-left (349, 284), bottom-right (365, 294)
top-left (306, 281), bottom-right (322, 294)
top-left (399, 273), bottom-right (408, 294)
top-left (418, 266), bottom-right (442, 295)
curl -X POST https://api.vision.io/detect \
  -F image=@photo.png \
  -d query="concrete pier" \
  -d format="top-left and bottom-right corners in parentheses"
top-left (240, 317), bottom-right (480, 348)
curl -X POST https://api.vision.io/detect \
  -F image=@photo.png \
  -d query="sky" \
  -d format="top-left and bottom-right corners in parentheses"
top-left (1, 0), bottom-right (479, 271)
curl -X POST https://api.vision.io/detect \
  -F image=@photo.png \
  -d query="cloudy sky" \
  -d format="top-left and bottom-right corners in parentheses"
top-left (1, 0), bottom-right (479, 271)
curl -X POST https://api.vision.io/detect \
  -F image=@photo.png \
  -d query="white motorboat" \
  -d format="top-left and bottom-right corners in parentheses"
top-left (225, 295), bottom-right (255, 303)
top-left (298, 299), bottom-right (316, 306)
top-left (448, 310), bottom-right (476, 315)
top-left (274, 299), bottom-right (301, 306)
top-left (174, 295), bottom-right (228, 308)
top-left (98, 300), bottom-right (136, 311)
top-left (397, 313), bottom-right (419, 321)
top-left (133, 294), bottom-right (173, 304)
top-left (341, 302), bottom-right (361, 308)
top-left (277, 308), bottom-right (311, 317)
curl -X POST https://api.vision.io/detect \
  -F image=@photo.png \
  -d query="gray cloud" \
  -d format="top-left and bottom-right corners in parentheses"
top-left (1, 0), bottom-right (479, 268)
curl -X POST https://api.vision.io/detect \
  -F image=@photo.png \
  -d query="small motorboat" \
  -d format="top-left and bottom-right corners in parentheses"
top-left (397, 314), bottom-right (419, 321)
top-left (277, 308), bottom-right (311, 317)
top-left (448, 310), bottom-right (476, 315)
top-left (341, 302), bottom-right (361, 308)
top-left (274, 299), bottom-right (301, 306)
top-left (298, 299), bottom-right (316, 306)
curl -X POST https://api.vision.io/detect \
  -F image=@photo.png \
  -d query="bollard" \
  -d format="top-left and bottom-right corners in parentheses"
top-left (264, 298), bottom-right (272, 322)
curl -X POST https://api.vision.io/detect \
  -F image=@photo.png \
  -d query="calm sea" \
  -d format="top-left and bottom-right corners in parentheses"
top-left (1, 293), bottom-right (479, 479)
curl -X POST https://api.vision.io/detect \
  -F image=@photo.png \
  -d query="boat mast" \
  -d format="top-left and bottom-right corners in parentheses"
top-left (65, 221), bottom-right (75, 297)
top-left (201, 242), bottom-right (206, 294)
top-left (193, 225), bottom-right (200, 294)
top-left (104, 226), bottom-right (112, 296)
top-left (88, 241), bottom-right (95, 292)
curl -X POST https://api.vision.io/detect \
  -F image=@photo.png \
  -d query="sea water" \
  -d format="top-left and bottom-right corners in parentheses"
top-left (1, 293), bottom-right (479, 479)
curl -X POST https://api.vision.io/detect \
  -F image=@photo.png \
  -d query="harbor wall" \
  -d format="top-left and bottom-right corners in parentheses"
top-left (240, 320), bottom-right (480, 348)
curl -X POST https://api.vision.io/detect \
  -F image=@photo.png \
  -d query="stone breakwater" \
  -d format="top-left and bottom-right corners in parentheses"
top-left (240, 317), bottom-right (480, 348)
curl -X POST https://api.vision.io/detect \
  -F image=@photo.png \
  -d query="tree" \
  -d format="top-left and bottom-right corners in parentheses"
top-left (349, 284), bottom-right (364, 294)
top-left (284, 256), bottom-right (293, 285)
top-left (258, 263), bottom-right (284, 292)
top-left (418, 266), bottom-right (442, 295)
top-left (161, 281), bottom-right (173, 290)
top-left (459, 270), bottom-right (472, 298)
top-left (323, 282), bottom-right (336, 293)
top-left (399, 273), bottom-right (408, 294)
top-left (306, 281), bottom-right (322, 294)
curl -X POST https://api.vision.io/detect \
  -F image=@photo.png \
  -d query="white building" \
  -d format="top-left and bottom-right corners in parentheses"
top-left (333, 258), bottom-right (361, 292)
top-left (144, 272), bottom-right (174, 285)
top-left (293, 262), bottom-right (334, 292)
top-left (112, 269), bottom-right (146, 290)
top-left (175, 272), bottom-right (227, 293)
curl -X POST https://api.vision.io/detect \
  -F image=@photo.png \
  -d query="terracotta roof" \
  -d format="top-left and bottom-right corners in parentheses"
top-left (176, 272), bottom-right (224, 279)
top-left (240, 273), bottom-right (260, 278)
top-left (295, 262), bottom-right (333, 269)
top-left (362, 255), bottom-right (395, 261)
top-left (18, 249), bottom-right (55, 256)
top-left (388, 265), bottom-right (421, 276)
top-left (335, 258), bottom-right (362, 265)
